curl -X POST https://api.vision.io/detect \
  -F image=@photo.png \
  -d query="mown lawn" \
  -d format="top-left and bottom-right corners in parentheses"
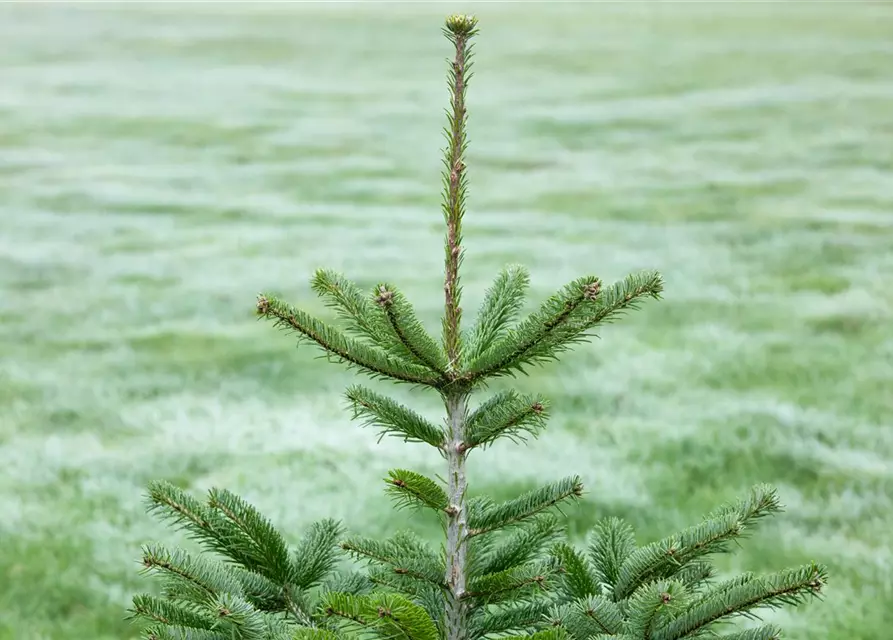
top-left (1, 3), bottom-right (891, 639)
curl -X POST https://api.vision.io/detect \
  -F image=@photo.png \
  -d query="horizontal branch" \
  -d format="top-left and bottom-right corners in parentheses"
top-left (321, 592), bottom-right (371, 627)
top-left (345, 385), bottom-right (446, 448)
top-left (129, 594), bottom-right (216, 630)
top-left (385, 469), bottom-right (450, 513)
top-left (142, 625), bottom-right (229, 640)
top-left (568, 270), bottom-right (664, 334)
top-left (473, 514), bottom-right (562, 576)
top-left (292, 629), bottom-right (343, 640)
top-left (469, 600), bottom-right (552, 637)
top-left (464, 390), bottom-right (549, 451)
top-left (321, 592), bottom-right (440, 640)
top-left (493, 625), bottom-right (568, 640)
top-left (140, 544), bottom-right (243, 602)
top-left (650, 563), bottom-right (827, 640)
top-left (613, 484), bottom-right (782, 600)
top-left (467, 477), bottom-right (584, 538)
top-left (367, 566), bottom-right (441, 600)
top-left (365, 593), bottom-right (441, 640)
top-left (340, 535), bottom-right (446, 589)
top-left (463, 561), bottom-right (558, 603)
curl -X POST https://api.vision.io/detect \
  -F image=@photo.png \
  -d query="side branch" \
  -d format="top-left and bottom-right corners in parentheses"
top-left (340, 537), bottom-right (447, 590)
top-left (257, 294), bottom-right (442, 386)
top-left (345, 385), bottom-right (446, 449)
top-left (375, 284), bottom-right (450, 376)
top-left (650, 564), bottom-right (827, 640)
top-left (466, 271), bottom-right (663, 382)
top-left (465, 390), bottom-right (549, 450)
top-left (385, 469), bottom-right (451, 513)
top-left (466, 477), bottom-right (584, 538)
top-left (464, 276), bottom-right (597, 380)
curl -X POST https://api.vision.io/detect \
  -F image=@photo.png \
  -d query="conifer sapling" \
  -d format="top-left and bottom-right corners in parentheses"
top-left (130, 14), bottom-right (828, 640)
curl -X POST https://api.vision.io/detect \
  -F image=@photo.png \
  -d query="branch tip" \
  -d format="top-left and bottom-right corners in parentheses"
top-left (445, 14), bottom-right (478, 37)
top-left (375, 285), bottom-right (394, 307)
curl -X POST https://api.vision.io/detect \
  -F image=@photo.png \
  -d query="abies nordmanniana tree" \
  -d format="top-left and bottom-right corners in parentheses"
top-left (129, 14), bottom-right (828, 640)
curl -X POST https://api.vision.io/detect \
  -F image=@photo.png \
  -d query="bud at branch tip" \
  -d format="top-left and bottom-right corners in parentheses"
top-left (445, 14), bottom-right (478, 37)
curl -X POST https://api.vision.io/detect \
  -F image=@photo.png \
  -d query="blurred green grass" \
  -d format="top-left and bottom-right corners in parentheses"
top-left (1, 3), bottom-right (892, 639)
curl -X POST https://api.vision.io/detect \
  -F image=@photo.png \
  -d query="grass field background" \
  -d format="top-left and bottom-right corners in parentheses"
top-left (2, 3), bottom-right (892, 638)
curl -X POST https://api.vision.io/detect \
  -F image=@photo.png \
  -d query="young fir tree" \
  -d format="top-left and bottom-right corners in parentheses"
top-left (130, 15), bottom-right (828, 640)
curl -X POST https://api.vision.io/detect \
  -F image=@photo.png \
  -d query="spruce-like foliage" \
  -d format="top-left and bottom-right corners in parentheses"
top-left (131, 14), bottom-right (828, 640)
top-left (546, 485), bottom-right (827, 640)
top-left (129, 481), bottom-right (373, 639)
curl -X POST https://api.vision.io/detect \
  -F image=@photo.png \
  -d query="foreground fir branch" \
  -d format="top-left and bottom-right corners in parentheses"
top-left (129, 481), bottom-right (373, 639)
top-left (547, 486), bottom-right (827, 640)
top-left (132, 13), bottom-right (828, 640)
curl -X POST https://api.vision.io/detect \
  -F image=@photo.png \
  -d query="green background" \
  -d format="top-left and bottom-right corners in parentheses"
top-left (1, 3), bottom-right (891, 638)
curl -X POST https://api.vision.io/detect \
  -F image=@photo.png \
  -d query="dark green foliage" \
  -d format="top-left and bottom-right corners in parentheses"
top-left (345, 385), bottom-right (445, 448)
top-left (712, 627), bottom-right (783, 640)
top-left (130, 483), bottom-right (364, 639)
top-left (293, 519), bottom-right (349, 590)
top-left (141, 628), bottom-right (230, 640)
top-left (550, 596), bottom-right (625, 637)
top-left (547, 487), bottom-right (827, 640)
top-left (385, 469), bottom-right (451, 514)
top-left (464, 272), bottom-right (663, 383)
top-left (131, 14), bottom-right (827, 640)
top-left (465, 391), bottom-right (549, 450)
top-left (340, 531), bottom-right (446, 589)
top-left (256, 294), bottom-right (443, 387)
top-left (507, 629), bottom-right (567, 640)
top-left (589, 517), bottom-right (637, 592)
top-left (373, 282), bottom-right (450, 374)
top-left (464, 265), bottom-right (530, 364)
top-left (293, 630), bottom-right (342, 640)
top-left (468, 601), bottom-right (552, 637)
top-left (672, 563), bottom-right (715, 591)
top-left (131, 593), bottom-right (217, 630)
top-left (471, 515), bottom-right (563, 577)
top-left (311, 270), bottom-right (448, 376)
top-left (321, 591), bottom-right (441, 640)
top-left (467, 477), bottom-right (584, 538)
top-left (649, 564), bottom-right (826, 640)
top-left (612, 484), bottom-right (782, 601)
top-left (465, 559), bottom-right (561, 604)
top-left (551, 544), bottom-right (599, 601)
